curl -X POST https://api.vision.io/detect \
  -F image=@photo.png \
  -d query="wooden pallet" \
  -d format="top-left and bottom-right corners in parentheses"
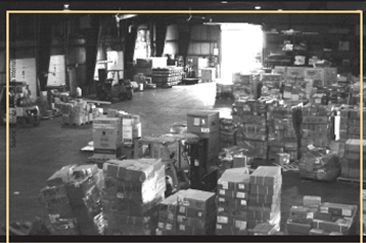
top-left (272, 161), bottom-right (299, 172)
top-left (337, 176), bottom-right (362, 184)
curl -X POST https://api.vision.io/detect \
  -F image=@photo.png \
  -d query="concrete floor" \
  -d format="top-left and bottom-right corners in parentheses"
top-left (1, 82), bottom-right (360, 233)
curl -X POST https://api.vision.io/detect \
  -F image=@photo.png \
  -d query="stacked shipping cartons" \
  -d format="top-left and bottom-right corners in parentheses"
top-left (40, 164), bottom-right (105, 235)
top-left (176, 189), bottom-right (216, 235)
top-left (299, 149), bottom-right (340, 181)
top-left (102, 159), bottom-right (166, 235)
top-left (347, 108), bottom-right (366, 139)
top-left (287, 196), bottom-right (357, 235)
top-left (59, 99), bottom-right (89, 126)
top-left (232, 98), bottom-right (268, 160)
top-left (155, 189), bottom-right (216, 235)
top-left (216, 168), bottom-right (250, 235)
top-left (232, 73), bottom-right (255, 99)
top-left (267, 104), bottom-right (297, 161)
top-left (340, 139), bottom-right (365, 179)
top-left (247, 166), bottom-right (282, 233)
top-left (151, 67), bottom-right (183, 87)
top-left (216, 83), bottom-right (234, 99)
top-left (301, 105), bottom-right (330, 148)
top-left (217, 146), bottom-right (252, 177)
top-left (219, 118), bottom-right (237, 149)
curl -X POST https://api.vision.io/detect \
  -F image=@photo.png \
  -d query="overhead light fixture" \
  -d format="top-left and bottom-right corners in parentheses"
top-left (221, 1), bottom-right (228, 4)
top-left (278, 9), bottom-right (283, 11)
top-left (63, 3), bottom-right (70, 10)
top-left (254, 6), bottom-right (261, 10)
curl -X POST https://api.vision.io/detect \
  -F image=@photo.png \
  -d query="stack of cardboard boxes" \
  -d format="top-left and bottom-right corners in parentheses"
top-left (347, 108), bottom-right (365, 139)
top-left (216, 168), bottom-right (250, 235)
top-left (301, 105), bottom-right (330, 148)
top-left (102, 159), bottom-right (166, 235)
top-left (340, 139), bottom-right (365, 180)
top-left (176, 189), bottom-right (216, 235)
top-left (219, 118), bottom-right (237, 149)
top-left (156, 189), bottom-right (216, 235)
top-left (216, 83), bottom-right (234, 99)
top-left (40, 164), bottom-right (105, 235)
top-left (232, 73), bottom-right (255, 99)
top-left (287, 196), bottom-right (357, 235)
top-left (299, 148), bottom-right (340, 181)
top-left (247, 166), bottom-right (282, 233)
top-left (151, 67), bottom-right (183, 87)
top-left (58, 99), bottom-right (91, 126)
top-left (232, 98), bottom-right (268, 160)
top-left (267, 104), bottom-right (296, 162)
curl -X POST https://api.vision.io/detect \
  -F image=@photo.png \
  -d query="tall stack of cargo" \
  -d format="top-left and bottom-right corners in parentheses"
top-left (40, 164), bottom-right (105, 235)
top-left (232, 98), bottom-right (268, 160)
top-left (216, 168), bottom-right (250, 235)
top-left (340, 139), bottom-right (365, 180)
top-left (247, 166), bottom-right (282, 233)
top-left (347, 107), bottom-right (365, 139)
top-left (151, 67), bottom-right (183, 87)
top-left (176, 189), bottom-right (216, 235)
top-left (301, 105), bottom-right (330, 148)
top-left (102, 159), bottom-right (166, 235)
top-left (187, 111), bottom-right (220, 175)
top-left (219, 118), bottom-right (236, 149)
top-left (287, 196), bottom-right (357, 235)
top-left (267, 104), bottom-right (297, 161)
top-left (59, 99), bottom-right (90, 126)
top-left (232, 73), bottom-right (255, 99)
top-left (156, 192), bottom-right (182, 235)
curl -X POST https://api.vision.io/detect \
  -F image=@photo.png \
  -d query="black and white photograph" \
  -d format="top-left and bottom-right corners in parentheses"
top-left (0, 0), bottom-right (364, 241)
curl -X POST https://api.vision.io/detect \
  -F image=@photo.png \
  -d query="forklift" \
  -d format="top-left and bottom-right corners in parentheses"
top-left (95, 69), bottom-right (133, 102)
top-left (1, 82), bottom-right (40, 126)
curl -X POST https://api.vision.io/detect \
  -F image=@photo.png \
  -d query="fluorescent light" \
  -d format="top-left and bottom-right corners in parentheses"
top-left (63, 4), bottom-right (70, 10)
top-left (254, 6), bottom-right (261, 10)
top-left (221, 1), bottom-right (228, 4)
top-left (278, 9), bottom-right (283, 11)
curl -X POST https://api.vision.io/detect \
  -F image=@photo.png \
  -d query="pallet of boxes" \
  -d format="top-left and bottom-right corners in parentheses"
top-left (216, 166), bottom-right (282, 235)
top-left (102, 159), bottom-right (166, 235)
top-left (340, 139), bottom-right (365, 181)
top-left (39, 164), bottom-right (105, 235)
top-left (156, 189), bottom-right (216, 235)
top-left (57, 99), bottom-right (93, 126)
top-left (287, 196), bottom-right (358, 235)
top-left (232, 98), bottom-right (268, 161)
top-left (232, 73), bottom-right (255, 100)
top-left (151, 67), bottom-right (183, 88)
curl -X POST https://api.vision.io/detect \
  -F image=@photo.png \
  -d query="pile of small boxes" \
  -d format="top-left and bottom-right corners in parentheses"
top-left (58, 99), bottom-right (93, 126)
top-left (216, 168), bottom-right (250, 235)
top-left (40, 164), bottom-right (105, 235)
top-left (301, 105), bottom-right (330, 148)
top-left (232, 98), bottom-right (268, 160)
top-left (219, 118), bottom-right (237, 149)
top-left (102, 159), bottom-right (166, 235)
top-left (232, 73), bottom-right (256, 100)
top-left (156, 189), bottom-right (216, 235)
top-left (340, 139), bottom-right (366, 180)
top-left (247, 166), bottom-right (282, 232)
top-left (287, 196), bottom-right (357, 235)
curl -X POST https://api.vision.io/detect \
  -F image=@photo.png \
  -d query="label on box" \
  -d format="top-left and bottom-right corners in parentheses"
top-left (221, 181), bottom-right (229, 190)
top-left (198, 212), bottom-right (203, 217)
top-left (179, 224), bottom-right (185, 231)
top-left (236, 192), bottom-right (246, 199)
top-left (218, 207), bottom-right (225, 213)
top-left (201, 127), bottom-right (210, 133)
top-left (194, 159), bottom-right (199, 167)
top-left (217, 216), bottom-right (228, 224)
top-left (217, 224), bottom-right (223, 230)
top-left (307, 212), bottom-right (314, 219)
top-left (166, 223), bottom-right (172, 230)
top-left (116, 192), bottom-right (124, 199)
top-left (179, 206), bottom-right (186, 214)
top-left (234, 220), bottom-right (247, 230)
top-left (219, 189), bottom-right (226, 196)
top-left (240, 200), bottom-right (247, 206)
top-left (177, 215), bottom-right (185, 223)
top-left (193, 118), bottom-right (200, 126)
top-left (219, 197), bottom-right (225, 203)
top-left (320, 207), bottom-right (329, 214)
top-left (238, 184), bottom-right (246, 190)
top-left (342, 209), bottom-right (352, 217)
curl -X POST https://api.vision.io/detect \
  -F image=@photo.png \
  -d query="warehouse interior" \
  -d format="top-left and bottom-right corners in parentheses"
top-left (0, 0), bottom-right (365, 238)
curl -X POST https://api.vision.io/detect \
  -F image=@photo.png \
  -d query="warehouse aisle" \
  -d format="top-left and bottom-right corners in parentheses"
top-left (5, 82), bottom-right (359, 232)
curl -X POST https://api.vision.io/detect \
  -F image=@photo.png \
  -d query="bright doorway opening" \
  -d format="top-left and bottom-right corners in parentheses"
top-left (220, 23), bottom-right (263, 83)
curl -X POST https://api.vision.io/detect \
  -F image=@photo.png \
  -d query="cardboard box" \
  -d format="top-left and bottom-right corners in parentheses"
top-left (187, 111), bottom-right (219, 135)
top-left (93, 117), bottom-right (122, 153)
